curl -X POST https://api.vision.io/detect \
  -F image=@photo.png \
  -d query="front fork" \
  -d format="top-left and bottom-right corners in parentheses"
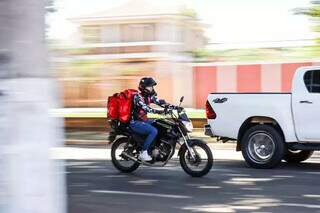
top-left (178, 127), bottom-right (196, 160)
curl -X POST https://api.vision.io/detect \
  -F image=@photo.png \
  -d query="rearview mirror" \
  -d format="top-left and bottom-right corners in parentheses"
top-left (180, 96), bottom-right (184, 103)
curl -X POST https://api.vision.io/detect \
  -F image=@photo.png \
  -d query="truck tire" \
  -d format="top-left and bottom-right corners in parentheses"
top-left (283, 150), bottom-right (314, 163)
top-left (241, 125), bottom-right (285, 169)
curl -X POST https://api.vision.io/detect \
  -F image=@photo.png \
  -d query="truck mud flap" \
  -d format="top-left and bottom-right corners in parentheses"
top-left (204, 124), bottom-right (214, 137)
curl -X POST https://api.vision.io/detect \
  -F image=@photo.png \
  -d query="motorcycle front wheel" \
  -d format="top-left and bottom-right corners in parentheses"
top-left (179, 139), bottom-right (213, 177)
top-left (111, 137), bottom-right (140, 173)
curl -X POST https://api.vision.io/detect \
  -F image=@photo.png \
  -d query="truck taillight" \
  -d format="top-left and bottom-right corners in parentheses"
top-left (206, 100), bottom-right (216, 119)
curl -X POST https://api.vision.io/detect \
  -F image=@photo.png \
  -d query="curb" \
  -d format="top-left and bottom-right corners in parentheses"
top-left (65, 139), bottom-right (237, 149)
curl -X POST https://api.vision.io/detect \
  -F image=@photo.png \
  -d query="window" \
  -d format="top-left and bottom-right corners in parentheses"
top-left (304, 70), bottom-right (320, 93)
top-left (81, 26), bottom-right (100, 43)
top-left (101, 25), bottom-right (120, 43)
top-left (122, 24), bottom-right (154, 42)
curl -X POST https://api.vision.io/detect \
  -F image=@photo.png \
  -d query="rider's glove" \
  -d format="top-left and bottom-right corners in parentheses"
top-left (167, 109), bottom-right (173, 115)
top-left (163, 105), bottom-right (173, 114)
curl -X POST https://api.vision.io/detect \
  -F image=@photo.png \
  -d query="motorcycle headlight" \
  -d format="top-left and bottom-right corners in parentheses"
top-left (182, 121), bottom-right (193, 132)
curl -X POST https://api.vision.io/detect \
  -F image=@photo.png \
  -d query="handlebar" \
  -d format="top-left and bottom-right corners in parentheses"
top-left (163, 105), bottom-right (184, 115)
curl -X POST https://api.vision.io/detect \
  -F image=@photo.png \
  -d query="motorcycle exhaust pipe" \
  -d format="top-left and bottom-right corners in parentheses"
top-left (122, 152), bottom-right (166, 167)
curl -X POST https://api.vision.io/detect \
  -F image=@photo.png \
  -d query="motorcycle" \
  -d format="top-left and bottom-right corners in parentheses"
top-left (109, 96), bottom-right (213, 177)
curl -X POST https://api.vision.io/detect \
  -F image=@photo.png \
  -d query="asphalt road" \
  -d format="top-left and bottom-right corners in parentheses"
top-left (64, 147), bottom-right (320, 213)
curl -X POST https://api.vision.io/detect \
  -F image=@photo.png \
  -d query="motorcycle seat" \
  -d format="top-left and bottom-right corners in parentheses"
top-left (108, 119), bottom-right (148, 140)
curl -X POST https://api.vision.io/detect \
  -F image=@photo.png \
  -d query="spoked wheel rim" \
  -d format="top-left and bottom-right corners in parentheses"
top-left (184, 145), bottom-right (210, 172)
top-left (248, 132), bottom-right (275, 164)
top-left (114, 140), bottom-right (138, 168)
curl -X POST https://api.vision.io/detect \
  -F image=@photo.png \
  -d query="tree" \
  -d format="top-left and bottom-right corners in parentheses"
top-left (295, 1), bottom-right (320, 54)
top-left (0, 1), bottom-right (65, 213)
top-left (46, 0), bottom-right (57, 13)
top-left (45, 0), bottom-right (57, 35)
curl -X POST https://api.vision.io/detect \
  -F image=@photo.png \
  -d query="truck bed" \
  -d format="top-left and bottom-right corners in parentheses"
top-left (207, 93), bottom-right (297, 142)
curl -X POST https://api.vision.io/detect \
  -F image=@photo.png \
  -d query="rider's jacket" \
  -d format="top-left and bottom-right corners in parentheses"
top-left (132, 93), bottom-right (174, 121)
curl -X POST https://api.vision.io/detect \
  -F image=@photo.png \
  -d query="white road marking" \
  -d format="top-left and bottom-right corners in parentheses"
top-left (282, 203), bottom-right (320, 209)
top-left (90, 190), bottom-right (192, 199)
top-left (303, 194), bottom-right (320, 198)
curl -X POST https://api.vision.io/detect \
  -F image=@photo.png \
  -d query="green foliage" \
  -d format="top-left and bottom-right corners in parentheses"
top-left (45, 0), bottom-right (56, 38)
top-left (46, 0), bottom-right (56, 14)
top-left (295, 1), bottom-right (320, 55)
top-left (179, 7), bottom-right (198, 19)
top-left (190, 48), bottom-right (214, 58)
top-left (295, 1), bottom-right (320, 18)
top-left (189, 1), bottom-right (320, 63)
top-left (68, 60), bottom-right (104, 78)
top-left (191, 46), bottom-right (320, 63)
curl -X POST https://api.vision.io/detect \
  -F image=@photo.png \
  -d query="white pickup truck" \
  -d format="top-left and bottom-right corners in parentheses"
top-left (205, 66), bottom-right (320, 169)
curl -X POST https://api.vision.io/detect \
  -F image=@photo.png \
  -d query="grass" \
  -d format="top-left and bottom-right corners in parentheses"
top-left (50, 108), bottom-right (206, 119)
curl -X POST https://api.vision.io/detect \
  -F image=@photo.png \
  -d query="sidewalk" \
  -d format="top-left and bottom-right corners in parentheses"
top-left (52, 144), bottom-right (320, 162)
top-left (62, 129), bottom-right (239, 161)
top-left (51, 143), bottom-right (239, 161)
top-left (65, 129), bottom-right (234, 147)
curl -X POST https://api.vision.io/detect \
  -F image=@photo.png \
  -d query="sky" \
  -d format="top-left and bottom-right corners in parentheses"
top-left (47, 0), bottom-right (316, 45)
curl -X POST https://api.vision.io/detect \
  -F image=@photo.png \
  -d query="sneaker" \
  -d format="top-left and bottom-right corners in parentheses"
top-left (139, 150), bottom-right (152, 161)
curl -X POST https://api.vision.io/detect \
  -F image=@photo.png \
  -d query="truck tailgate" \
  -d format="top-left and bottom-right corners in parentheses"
top-left (206, 93), bottom-right (294, 140)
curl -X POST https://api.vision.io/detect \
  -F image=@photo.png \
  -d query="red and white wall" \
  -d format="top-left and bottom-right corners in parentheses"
top-left (193, 61), bottom-right (320, 108)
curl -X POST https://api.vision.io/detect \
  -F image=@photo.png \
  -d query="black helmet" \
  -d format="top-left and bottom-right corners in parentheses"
top-left (139, 77), bottom-right (157, 96)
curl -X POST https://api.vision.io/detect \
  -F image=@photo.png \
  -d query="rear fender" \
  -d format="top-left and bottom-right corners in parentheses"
top-left (108, 131), bottom-right (118, 144)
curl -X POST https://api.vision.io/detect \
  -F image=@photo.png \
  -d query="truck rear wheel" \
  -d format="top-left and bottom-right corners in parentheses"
top-left (283, 150), bottom-right (314, 163)
top-left (241, 125), bottom-right (285, 169)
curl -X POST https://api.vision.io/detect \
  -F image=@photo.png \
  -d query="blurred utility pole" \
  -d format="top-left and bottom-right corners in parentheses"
top-left (0, 1), bottom-right (65, 213)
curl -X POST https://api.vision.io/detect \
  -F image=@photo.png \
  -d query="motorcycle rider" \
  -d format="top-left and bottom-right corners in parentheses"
top-left (131, 77), bottom-right (180, 161)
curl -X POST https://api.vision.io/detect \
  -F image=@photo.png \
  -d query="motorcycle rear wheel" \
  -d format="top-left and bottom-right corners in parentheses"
top-left (111, 137), bottom-right (140, 173)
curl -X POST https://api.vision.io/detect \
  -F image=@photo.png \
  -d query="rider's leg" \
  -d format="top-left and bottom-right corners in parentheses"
top-left (129, 121), bottom-right (158, 160)
top-left (142, 125), bottom-right (157, 151)
top-left (146, 119), bottom-right (154, 125)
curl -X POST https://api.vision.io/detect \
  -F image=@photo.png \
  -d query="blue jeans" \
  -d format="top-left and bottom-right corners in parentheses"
top-left (129, 119), bottom-right (158, 151)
